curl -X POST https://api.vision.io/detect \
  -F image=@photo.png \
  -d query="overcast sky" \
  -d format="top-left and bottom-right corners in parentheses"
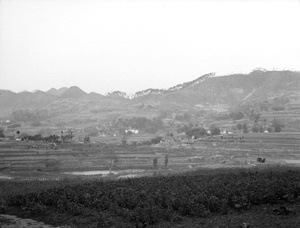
top-left (1, 0), bottom-right (300, 95)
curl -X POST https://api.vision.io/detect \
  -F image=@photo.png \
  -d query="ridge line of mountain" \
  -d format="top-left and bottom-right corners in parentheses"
top-left (1, 70), bottom-right (300, 107)
top-left (0, 71), bottom-right (223, 99)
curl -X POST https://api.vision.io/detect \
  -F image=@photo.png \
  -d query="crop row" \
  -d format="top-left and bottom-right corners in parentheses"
top-left (5, 167), bottom-right (300, 227)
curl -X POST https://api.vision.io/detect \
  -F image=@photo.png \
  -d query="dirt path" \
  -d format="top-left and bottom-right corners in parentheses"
top-left (0, 214), bottom-right (70, 228)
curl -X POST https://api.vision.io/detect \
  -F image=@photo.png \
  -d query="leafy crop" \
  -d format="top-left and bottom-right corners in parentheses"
top-left (4, 167), bottom-right (300, 227)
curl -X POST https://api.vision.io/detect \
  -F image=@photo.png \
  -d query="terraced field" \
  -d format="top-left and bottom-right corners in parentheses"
top-left (1, 132), bottom-right (300, 180)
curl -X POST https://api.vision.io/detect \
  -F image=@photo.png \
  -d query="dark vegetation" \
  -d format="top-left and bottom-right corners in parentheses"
top-left (176, 124), bottom-right (220, 138)
top-left (229, 111), bottom-right (244, 120)
top-left (186, 127), bottom-right (207, 139)
top-left (175, 113), bottom-right (192, 122)
top-left (0, 127), bottom-right (4, 138)
top-left (20, 131), bottom-right (74, 143)
top-left (2, 167), bottom-right (300, 227)
top-left (114, 117), bottom-right (165, 134)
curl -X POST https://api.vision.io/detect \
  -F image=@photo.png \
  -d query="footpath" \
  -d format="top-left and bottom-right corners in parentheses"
top-left (0, 214), bottom-right (70, 228)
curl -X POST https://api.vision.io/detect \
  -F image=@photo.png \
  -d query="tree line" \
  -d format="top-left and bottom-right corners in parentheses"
top-left (114, 117), bottom-right (165, 134)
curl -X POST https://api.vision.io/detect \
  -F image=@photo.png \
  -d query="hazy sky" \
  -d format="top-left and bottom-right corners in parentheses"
top-left (1, 0), bottom-right (300, 95)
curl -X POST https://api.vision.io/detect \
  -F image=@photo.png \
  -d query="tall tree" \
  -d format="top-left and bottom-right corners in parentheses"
top-left (0, 128), bottom-right (4, 138)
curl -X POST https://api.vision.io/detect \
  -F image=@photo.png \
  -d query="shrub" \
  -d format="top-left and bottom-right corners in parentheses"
top-left (186, 127), bottom-right (207, 139)
top-left (229, 112), bottom-right (244, 120)
top-left (0, 128), bottom-right (4, 138)
top-left (274, 125), bottom-right (282, 132)
top-left (242, 123), bottom-right (248, 133)
top-left (151, 136), bottom-right (162, 144)
top-left (210, 127), bottom-right (221, 135)
top-left (121, 138), bottom-right (127, 146)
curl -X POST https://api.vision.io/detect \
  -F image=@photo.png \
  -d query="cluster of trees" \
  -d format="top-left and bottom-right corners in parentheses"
top-left (114, 117), bottom-right (165, 134)
top-left (84, 126), bottom-right (98, 137)
top-left (175, 113), bottom-right (192, 122)
top-left (9, 109), bottom-right (54, 122)
top-left (236, 118), bottom-right (284, 133)
top-left (249, 111), bottom-right (261, 122)
top-left (236, 123), bottom-right (250, 133)
top-left (152, 155), bottom-right (168, 169)
top-left (142, 136), bottom-right (163, 145)
top-left (210, 126), bottom-right (221, 135)
top-left (126, 136), bottom-right (163, 147)
top-left (239, 96), bottom-right (289, 113)
top-left (186, 127), bottom-right (207, 139)
top-left (271, 119), bottom-right (284, 132)
top-left (177, 124), bottom-right (190, 134)
top-left (213, 109), bottom-right (263, 122)
top-left (251, 125), bottom-right (264, 133)
top-left (135, 103), bottom-right (156, 110)
top-left (229, 111), bottom-right (244, 120)
top-left (21, 130), bottom-right (74, 143)
top-left (0, 128), bottom-right (4, 138)
top-left (22, 134), bottom-right (60, 143)
top-left (177, 124), bottom-right (220, 138)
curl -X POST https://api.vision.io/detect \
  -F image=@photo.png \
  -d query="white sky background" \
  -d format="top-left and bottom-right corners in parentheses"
top-left (0, 0), bottom-right (300, 95)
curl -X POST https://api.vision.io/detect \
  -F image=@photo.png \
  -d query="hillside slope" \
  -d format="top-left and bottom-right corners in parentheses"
top-left (0, 70), bottom-right (299, 117)
top-left (133, 70), bottom-right (300, 106)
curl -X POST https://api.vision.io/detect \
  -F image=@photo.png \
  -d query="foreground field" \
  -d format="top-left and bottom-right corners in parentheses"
top-left (1, 167), bottom-right (300, 227)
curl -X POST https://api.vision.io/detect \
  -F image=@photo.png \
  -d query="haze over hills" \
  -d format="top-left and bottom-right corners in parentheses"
top-left (133, 70), bottom-right (300, 106)
top-left (46, 87), bottom-right (68, 97)
top-left (59, 86), bottom-right (87, 99)
top-left (161, 70), bottom-right (300, 105)
top-left (0, 70), bottom-right (300, 116)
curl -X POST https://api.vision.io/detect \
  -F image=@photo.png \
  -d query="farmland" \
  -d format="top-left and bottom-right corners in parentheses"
top-left (2, 167), bottom-right (300, 227)
top-left (0, 131), bottom-right (300, 181)
top-left (1, 98), bottom-right (300, 227)
top-left (1, 132), bottom-right (300, 180)
top-left (0, 131), bottom-right (300, 227)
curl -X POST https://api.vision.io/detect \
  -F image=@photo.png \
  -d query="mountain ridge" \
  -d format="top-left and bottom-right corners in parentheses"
top-left (134, 73), bottom-right (215, 98)
top-left (46, 87), bottom-right (68, 96)
top-left (1, 70), bottom-right (300, 116)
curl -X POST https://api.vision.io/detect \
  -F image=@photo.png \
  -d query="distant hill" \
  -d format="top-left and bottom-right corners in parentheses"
top-left (46, 87), bottom-right (68, 96)
top-left (60, 86), bottom-right (87, 99)
top-left (134, 73), bottom-right (214, 98)
top-left (132, 70), bottom-right (300, 106)
top-left (85, 92), bottom-right (106, 100)
top-left (0, 90), bottom-right (57, 110)
top-left (0, 70), bottom-right (300, 117)
top-left (0, 90), bottom-right (18, 110)
top-left (19, 91), bottom-right (57, 107)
